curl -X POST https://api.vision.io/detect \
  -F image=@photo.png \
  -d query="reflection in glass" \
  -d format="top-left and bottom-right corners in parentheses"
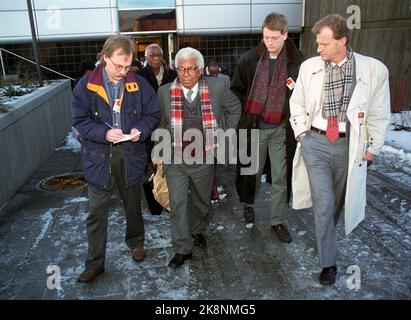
top-left (119, 9), bottom-right (176, 32)
top-left (118, 0), bottom-right (175, 9)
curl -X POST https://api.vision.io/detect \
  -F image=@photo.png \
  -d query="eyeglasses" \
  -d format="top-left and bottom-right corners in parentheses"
top-left (146, 53), bottom-right (163, 58)
top-left (109, 57), bottom-right (131, 72)
top-left (263, 36), bottom-right (282, 43)
top-left (176, 66), bottom-right (199, 75)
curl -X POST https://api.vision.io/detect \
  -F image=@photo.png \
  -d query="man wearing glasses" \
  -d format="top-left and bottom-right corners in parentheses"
top-left (155, 47), bottom-right (241, 268)
top-left (231, 12), bottom-right (303, 242)
top-left (137, 43), bottom-right (177, 92)
top-left (72, 35), bottom-right (160, 283)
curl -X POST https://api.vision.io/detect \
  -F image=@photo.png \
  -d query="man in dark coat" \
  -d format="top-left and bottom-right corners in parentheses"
top-left (72, 35), bottom-right (160, 283)
top-left (231, 12), bottom-right (303, 242)
top-left (137, 43), bottom-right (177, 92)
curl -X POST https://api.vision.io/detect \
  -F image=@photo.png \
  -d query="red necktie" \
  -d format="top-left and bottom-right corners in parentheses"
top-left (326, 116), bottom-right (339, 143)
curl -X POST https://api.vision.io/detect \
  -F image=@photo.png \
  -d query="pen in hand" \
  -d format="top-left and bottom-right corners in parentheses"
top-left (104, 122), bottom-right (114, 129)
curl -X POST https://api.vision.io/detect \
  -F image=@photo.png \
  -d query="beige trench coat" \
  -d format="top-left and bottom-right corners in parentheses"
top-left (289, 53), bottom-right (391, 235)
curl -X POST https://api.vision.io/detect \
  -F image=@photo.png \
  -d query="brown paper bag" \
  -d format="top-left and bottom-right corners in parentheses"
top-left (152, 162), bottom-right (170, 212)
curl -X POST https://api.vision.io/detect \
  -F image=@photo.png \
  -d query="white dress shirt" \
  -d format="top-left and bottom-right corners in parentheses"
top-left (181, 83), bottom-right (199, 101)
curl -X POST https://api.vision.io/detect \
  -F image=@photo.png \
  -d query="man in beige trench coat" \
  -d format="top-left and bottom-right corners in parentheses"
top-left (289, 14), bottom-right (391, 285)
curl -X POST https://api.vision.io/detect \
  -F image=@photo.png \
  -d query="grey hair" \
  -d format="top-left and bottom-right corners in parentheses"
top-left (145, 43), bottom-right (163, 56)
top-left (174, 47), bottom-right (204, 70)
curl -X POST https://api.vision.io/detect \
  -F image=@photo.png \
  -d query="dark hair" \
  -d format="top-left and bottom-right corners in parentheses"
top-left (131, 60), bottom-right (142, 68)
top-left (262, 12), bottom-right (288, 34)
top-left (312, 14), bottom-right (351, 46)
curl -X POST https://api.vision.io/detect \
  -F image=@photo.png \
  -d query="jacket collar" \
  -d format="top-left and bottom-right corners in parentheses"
top-left (254, 38), bottom-right (302, 66)
top-left (311, 52), bottom-right (368, 84)
top-left (87, 65), bottom-right (139, 105)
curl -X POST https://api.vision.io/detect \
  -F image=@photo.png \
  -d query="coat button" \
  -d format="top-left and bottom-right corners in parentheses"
top-left (306, 113), bottom-right (309, 116)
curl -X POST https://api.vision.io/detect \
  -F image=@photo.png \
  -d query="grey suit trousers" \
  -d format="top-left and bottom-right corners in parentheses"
top-left (166, 163), bottom-right (214, 255)
top-left (301, 131), bottom-right (348, 268)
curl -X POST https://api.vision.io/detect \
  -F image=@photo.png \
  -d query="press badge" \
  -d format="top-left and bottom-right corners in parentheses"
top-left (286, 77), bottom-right (295, 90)
top-left (357, 111), bottom-right (366, 125)
top-left (113, 98), bottom-right (121, 113)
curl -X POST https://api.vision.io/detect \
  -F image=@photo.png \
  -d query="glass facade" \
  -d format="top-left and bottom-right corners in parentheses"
top-left (119, 9), bottom-right (176, 32)
top-left (2, 41), bottom-right (105, 80)
top-left (178, 33), bottom-right (300, 77)
top-left (118, 0), bottom-right (175, 9)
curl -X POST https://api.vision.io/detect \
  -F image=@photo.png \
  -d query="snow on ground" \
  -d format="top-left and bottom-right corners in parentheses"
top-left (55, 131), bottom-right (81, 153)
top-left (0, 82), bottom-right (54, 106)
top-left (379, 111), bottom-right (411, 165)
top-left (385, 111), bottom-right (411, 153)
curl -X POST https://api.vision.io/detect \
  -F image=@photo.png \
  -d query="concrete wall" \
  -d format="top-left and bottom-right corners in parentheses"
top-left (0, 80), bottom-right (72, 208)
top-left (301, 0), bottom-right (411, 111)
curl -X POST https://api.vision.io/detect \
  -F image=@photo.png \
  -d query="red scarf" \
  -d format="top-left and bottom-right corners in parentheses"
top-left (244, 46), bottom-right (287, 124)
top-left (170, 78), bottom-right (218, 152)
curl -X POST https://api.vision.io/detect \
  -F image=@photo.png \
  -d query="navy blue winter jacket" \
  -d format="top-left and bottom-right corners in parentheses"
top-left (71, 65), bottom-right (160, 188)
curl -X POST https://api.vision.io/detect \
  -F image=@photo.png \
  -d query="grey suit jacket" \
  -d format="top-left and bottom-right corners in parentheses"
top-left (157, 77), bottom-right (241, 134)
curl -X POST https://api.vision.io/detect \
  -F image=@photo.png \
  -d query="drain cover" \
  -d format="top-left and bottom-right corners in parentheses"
top-left (38, 173), bottom-right (87, 191)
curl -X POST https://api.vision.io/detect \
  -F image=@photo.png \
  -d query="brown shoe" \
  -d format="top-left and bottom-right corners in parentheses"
top-left (132, 248), bottom-right (146, 262)
top-left (77, 268), bottom-right (104, 283)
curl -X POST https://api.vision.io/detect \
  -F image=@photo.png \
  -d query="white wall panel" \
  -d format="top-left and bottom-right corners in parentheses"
top-left (176, 0), bottom-right (302, 34)
top-left (0, 0), bottom-right (118, 43)
top-left (252, 4), bottom-right (302, 31)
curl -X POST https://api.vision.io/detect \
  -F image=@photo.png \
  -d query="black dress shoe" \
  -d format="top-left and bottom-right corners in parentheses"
top-left (192, 233), bottom-right (207, 248)
top-left (77, 268), bottom-right (104, 283)
top-left (319, 266), bottom-right (337, 285)
top-left (271, 224), bottom-right (292, 243)
top-left (243, 204), bottom-right (255, 223)
top-left (168, 253), bottom-right (192, 269)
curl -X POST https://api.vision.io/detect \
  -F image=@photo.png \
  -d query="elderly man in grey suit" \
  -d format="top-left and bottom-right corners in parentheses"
top-left (155, 47), bottom-right (241, 268)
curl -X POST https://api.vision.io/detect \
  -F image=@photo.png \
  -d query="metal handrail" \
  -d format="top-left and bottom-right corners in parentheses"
top-left (0, 47), bottom-right (75, 81)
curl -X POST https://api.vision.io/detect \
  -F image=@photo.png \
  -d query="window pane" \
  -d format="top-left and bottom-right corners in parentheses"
top-left (118, 0), bottom-right (175, 9)
top-left (119, 9), bottom-right (176, 32)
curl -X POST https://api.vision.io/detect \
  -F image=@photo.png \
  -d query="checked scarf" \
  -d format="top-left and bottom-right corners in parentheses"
top-left (323, 47), bottom-right (354, 122)
top-left (170, 77), bottom-right (218, 152)
top-left (244, 46), bottom-right (288, 124)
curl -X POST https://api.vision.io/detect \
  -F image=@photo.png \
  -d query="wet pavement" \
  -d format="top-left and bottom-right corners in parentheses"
top-left (0, 143), bottom-right (410, 300)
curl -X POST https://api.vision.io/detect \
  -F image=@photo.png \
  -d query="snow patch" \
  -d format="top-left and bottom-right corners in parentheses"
top-left (31, 209), bottom-right (54, 250)
top-left (381, 146), bottom-right (411, 165)
top-left (65, 197), bottom-right (88, 204)
top-left (55, 132), bottom-right (81, 153)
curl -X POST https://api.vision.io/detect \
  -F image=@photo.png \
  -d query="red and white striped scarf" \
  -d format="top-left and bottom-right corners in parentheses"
top-left (170, 77), bottom-right (218, 152)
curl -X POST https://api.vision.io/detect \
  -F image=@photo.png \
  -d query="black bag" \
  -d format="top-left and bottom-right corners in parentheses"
top-left (143, 174), bottom-right (163, 215)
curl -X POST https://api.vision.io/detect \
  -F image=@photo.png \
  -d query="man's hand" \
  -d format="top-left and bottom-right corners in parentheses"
top-left (130, 128), bottom-right (141, 142)
top-left (296, 131), bottom-right (308, 142)
top-left (363, 151), bottom-right (374, 167)
top-left (152, 157), bottom-right (162, 166)
top-left (362, 151), bottom-right (374, 162)
top-left (106, 128), bottom-right (124, 143)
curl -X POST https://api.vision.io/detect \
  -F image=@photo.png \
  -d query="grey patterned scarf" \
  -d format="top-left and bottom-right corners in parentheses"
top-left (323, 47), bottom-right (354, 122)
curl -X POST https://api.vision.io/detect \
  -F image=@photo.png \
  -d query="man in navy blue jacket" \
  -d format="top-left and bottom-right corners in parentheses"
top-left (72, 35), bottom-right (160, 283)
